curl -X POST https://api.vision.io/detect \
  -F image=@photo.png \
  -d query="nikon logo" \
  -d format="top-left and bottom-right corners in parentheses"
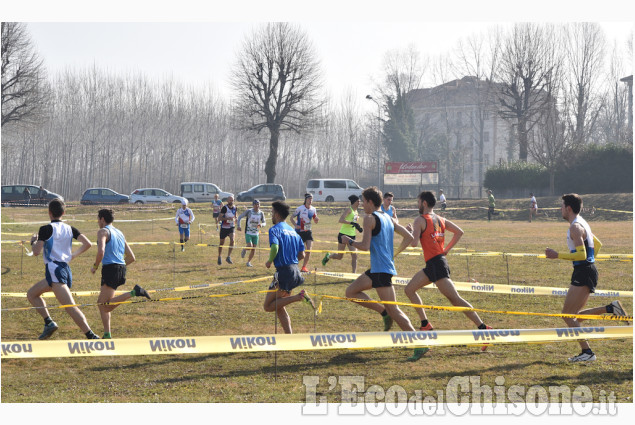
top-left (472, 329), bottom-right (520, 342)
top-left (594, 291), bottom-right (620, 297)
top-left (472, 284), bottom-right (494, 292)
top-left (149, 338), bottom-right (196, 352)
top-left (390, 331), bottom-right (437, 345)
top-left (68, 341), bottom-right (115, 355)
top-left (310, 334), bottom-right (356, 347)
top-left (556, 327), bottom-right (605, 338)
top-left (511, 287), bottom-right (534, 294)
top-left (230, 336), bottom-right (277, 350)
top-left (2, 343), bottom-right (33, 356)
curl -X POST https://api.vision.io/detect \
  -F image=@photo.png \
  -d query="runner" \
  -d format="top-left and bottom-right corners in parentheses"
top-left (264, 201), bottom-right (315, 334)
top-left (212, 193), bottom-right (223, 230)
top-left (218, 195), bottom-right (237, 265)
top-left (290, 193), bottom-right (319, 272)
top-left (381, 191), bottom-right (398, 222)
top-left (175, 199), bottom-right (195, 251)
top-left (321, 194), bottom-right (362, 273)
top-left (26, 199), bottom-right (100, 340)
top-left (90, 208), bottom-right (151, 339)
top-left (237, 199), bottom-right (266, 267)
top-left (439, 189), bottom-right (447, 212)
top-left (404, 191), bottom-right (492, 359)
top-left (529, 193), bottom-right (538, 222)
top-left (340, 187), bottom-right (426, 361)
top-left (545, 193), bottom-right (628, 362)
top-left (487, 189), bottom-right (500, 221)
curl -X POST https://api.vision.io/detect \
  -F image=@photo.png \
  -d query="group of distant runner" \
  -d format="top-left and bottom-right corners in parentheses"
top-left (24, 189), bottom-right (627, 363)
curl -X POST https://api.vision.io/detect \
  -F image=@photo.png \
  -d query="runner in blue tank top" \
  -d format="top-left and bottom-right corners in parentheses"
top-left (340, 187), bottom-right (427, 361)
top-left (90, 208), bottom-right (150, 339)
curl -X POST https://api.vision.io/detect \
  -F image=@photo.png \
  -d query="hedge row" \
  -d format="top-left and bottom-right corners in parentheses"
top-left (484, 144), bottom-right (633, 195)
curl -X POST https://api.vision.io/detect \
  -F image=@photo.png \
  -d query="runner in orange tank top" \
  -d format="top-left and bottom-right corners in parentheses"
top-left (405, 191), bottom-right (492, 359)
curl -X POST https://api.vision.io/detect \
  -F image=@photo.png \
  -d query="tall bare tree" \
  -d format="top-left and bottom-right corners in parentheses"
top-left (562, 23), bottom-right (606, 146)
top-left (231, 22), bottom-right (324, 183)
top-left (496, 23), bottom-right (559, 161)
top-left (1, 22), bottom-right (49, 128)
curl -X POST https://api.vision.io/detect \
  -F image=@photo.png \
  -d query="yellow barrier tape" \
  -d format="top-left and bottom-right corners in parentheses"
top-left (595, 208), bottom-right (633, 214)
top-left (1, 326), bottom-right (630, 359)
top-left (316, 271), bottom-right (633, 299)
top-left (1, 275), bottom-right (273, 298)
top-left (319, 293), bottom-right (632, 322)
top-left (1, 232), bottom-right (33, 236)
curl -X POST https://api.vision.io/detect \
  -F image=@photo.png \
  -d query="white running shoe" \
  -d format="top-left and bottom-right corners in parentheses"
top-left (568, 352), bottom-right (596, 362)
top-left (246, 262), bottom-right (253, 267)
top-left (610, 300), bottom-right (627, 317)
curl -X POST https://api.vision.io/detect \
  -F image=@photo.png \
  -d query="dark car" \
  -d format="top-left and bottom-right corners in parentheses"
top-left (236, 184), bottom-right (286, 202)
top-left (1, 184), bottom-right (63, 206)
top-left (80, 188), bottom-right (130, 205)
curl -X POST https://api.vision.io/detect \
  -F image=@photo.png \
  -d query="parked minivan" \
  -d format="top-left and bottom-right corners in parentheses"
top-left (306, 179), bottom-right (363, 202)
top-left (180, 182), bottom-right (233, 203)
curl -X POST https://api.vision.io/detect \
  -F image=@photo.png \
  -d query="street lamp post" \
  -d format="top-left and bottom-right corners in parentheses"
top-left (366, 95), bottom-right (381, 188)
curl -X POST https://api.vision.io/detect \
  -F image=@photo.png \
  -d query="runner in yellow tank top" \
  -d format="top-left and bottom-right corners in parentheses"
top-left (322, 195), bottom-right (361, 273)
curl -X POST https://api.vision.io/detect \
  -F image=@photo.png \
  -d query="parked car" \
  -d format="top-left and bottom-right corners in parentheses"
top-left (129, 188), bottom-right (186, 205)
top-left (1, 184), bottom-right (63, 206)
top-left (306, 179), bottom-right (363, 202)
top-left (236, 184), bottom-right (285, 202)
top-left (180, 182), bottom-right (233, 203)
top-left (80, 188), bottom-right (130, 205)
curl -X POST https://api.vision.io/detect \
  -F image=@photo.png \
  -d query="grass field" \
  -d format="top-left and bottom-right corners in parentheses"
top-left (1, 196), bottom-right (632, 403)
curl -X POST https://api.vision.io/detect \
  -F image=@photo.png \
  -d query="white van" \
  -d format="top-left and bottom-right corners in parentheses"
top-left (180, 182), bottom-right (233, 203)
top-left (306, 179), bottom-right (363, 202)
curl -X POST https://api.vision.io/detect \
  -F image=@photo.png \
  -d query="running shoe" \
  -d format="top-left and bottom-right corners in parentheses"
top-left (301, 266), bottom-right (309, 273)
top-left (322, 253), bottom-right (330, 266)
top-left (246, 262), bottom-right (253, 267)
top-left (568, 352), bottom-right (596, 362)
top-left (134, 284), bottom-right (151, 300)
top-left (241, 249), bottom-right (246, 258)
top-left (217, 256), bottom-right (222, 265)
top-left (298, 289), bottom-right (315, 309)
top-left (610, 300), bottom-right (627, 317)
top-left (407, 347), bottom-right (430, 362)
top-left (86, 332), bottom-right (100, 340)
top-left (181, 245), bottom-right (185, 252)
top-left (226, 256), bottom-right (233, 264)
top-left (382, 314), bottom-right (393, 331)
top-left (480, 325), bottom-right (492, 352)
top-left (102, 332), bottom-right (112, 339)
top-left (38, 321), bottom-right (59, 340)
top-left (420, 322), bottom-right (434, 331)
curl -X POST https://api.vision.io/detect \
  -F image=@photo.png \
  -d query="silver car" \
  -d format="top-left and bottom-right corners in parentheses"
top-left (129, 188), bottom-right (186, 205)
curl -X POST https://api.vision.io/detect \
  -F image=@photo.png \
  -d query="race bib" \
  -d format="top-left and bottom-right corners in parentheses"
top-left (180, 223), bottom-right (189, 229)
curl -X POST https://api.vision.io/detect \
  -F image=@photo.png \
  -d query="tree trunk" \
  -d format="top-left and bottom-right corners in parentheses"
top-left (265, 126), bottom-right (280, 183)
top-left (518, 119), bottom-right (528, 161)
top-left (549, 170), bottom-right (555, 196)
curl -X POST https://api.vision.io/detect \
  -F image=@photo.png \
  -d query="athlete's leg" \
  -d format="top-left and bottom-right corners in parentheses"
top-left (345, 274), bottom-right (384, 314)
top-left (51, 283), bottom-right (92, 334)
top-left (349, 245), bottom-right (358, 273)
top-left (227, 232), bottom-right (235, 257)
top-left (27, 279), bottom-right (53, 320)
top-left (329, 242), bottom-right (346, 261)
top-left (97, 285), bottom-right (117, 333)
top-left (263, 289), bottom-right (304, 334)
top-left (404, 269), bottom-right (433, 322)
top-left (435, 278), bottom-right (484, 326)
top-left (375, 285), bottom-right (416, 331)
top-left (302, 240), bottom-right (312, 269)
top-left (562, 285), bottom-right (593, 350)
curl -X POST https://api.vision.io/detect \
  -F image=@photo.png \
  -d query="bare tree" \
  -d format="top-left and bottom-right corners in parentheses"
top-left (1, 22), bottom-right (49, 128)
top-left (496, 23), bottom-right (560, 161)
top-left (562, 23), bottom-right (606, 146)
top-left (231, 22), bottom-right (324, 183)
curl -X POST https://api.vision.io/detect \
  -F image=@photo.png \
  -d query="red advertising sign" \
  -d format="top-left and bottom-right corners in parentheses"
top-left (384, 161), bottom-right (438, 174)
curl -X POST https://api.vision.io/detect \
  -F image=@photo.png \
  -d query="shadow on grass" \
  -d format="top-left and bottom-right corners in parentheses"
top-left (2, 266), bottom-right (10, 275)
top-left (423, 359), bottom-right (554, 379)
top-left (538, 368), bottom-right (633, 386)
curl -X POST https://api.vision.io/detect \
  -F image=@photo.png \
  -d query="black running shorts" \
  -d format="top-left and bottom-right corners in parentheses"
top-left (101, 264), bottom-right (127, 289)
top-left (297, 230), bottom-right (313, 243)
top-left (219, 227), bottom-right (235, 240)
top-left (423, 254), bottom-right (451, 282)
top-left (570, 263), bottom-right (598, 293)
top-left (270, 264), bottom-right (305, 293)
top-left (337, 232), bottom-right (355, 244)
top-left (364, 270), bottom-right (393, 288)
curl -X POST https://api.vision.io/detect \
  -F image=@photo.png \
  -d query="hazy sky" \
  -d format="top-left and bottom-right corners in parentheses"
top-left (5, 0), bottom-right (633, 114)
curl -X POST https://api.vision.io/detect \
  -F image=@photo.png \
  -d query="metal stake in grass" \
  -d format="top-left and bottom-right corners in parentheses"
top-left (313, 266), bottom-right (317, 332)
top-left (274, 288), bottom-right (278, 382)
top-left (172, 242), bottom-right (176, 285)
top-left (20, 241), bottom-right (24, 282)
